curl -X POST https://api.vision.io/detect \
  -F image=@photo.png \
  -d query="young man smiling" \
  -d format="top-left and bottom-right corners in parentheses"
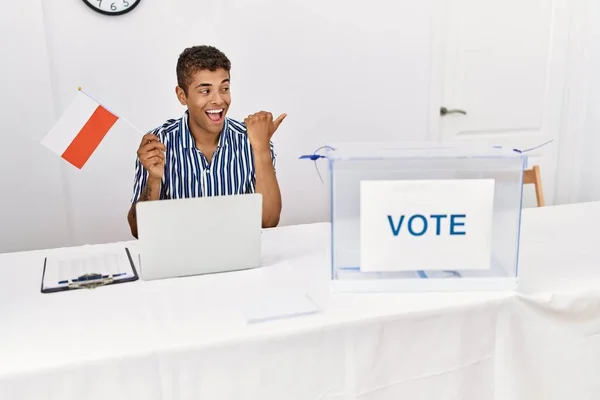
top-left (127, 45), bottom-right (285, 238)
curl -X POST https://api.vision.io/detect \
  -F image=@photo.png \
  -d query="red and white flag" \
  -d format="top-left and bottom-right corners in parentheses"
top-left (41, 89), bottom-right (126, 169)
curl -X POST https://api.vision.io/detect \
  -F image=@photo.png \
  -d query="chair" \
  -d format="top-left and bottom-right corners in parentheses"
top-left (523, 165), bottom-right (545, 207)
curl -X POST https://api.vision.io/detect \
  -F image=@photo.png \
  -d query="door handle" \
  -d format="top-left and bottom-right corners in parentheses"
top-left (440, 107), bottom-right (467, 116)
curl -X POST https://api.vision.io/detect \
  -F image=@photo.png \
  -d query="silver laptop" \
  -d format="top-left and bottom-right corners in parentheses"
top-left (135, 193), bottom-right (262, 280)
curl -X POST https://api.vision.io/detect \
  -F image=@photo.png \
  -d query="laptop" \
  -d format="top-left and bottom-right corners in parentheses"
top-left (135, 193), bottom-right (262, 280)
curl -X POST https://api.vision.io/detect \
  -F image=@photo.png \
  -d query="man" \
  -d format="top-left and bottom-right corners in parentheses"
top-left (127, 45), bottom-right (285, 238)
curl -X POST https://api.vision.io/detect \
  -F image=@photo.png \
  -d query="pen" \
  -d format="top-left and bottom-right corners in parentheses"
top-left (58, 272), bottom-right (127, 285)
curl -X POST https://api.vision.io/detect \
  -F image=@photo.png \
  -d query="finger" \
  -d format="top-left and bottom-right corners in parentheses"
top-left (139, 141), bottom-right (166, 153)
top-left (141, 157), bottom-right (164, 170)
top-left (144, 156), bottom-right (164, 167)
top-left (138, 140), bottom-right (162, 153)
top-left (273, 113), bottom-right (287, 131)
top-left (142, 133), bottom-right (158, 141)
top-left (140, 133), bottom-right (158, 146)
top-left (254, 111), bottom-right (269, 119)
top-left (140, 150), bottom-right (165, 161)
top-left (148, 156), bottom-right (165, 168)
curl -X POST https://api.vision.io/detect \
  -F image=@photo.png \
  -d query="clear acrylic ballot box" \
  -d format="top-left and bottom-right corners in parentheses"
top-left (325, 142), bottom-right (526, 292)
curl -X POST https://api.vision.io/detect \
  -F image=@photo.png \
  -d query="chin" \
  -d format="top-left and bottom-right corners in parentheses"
top-left (207, 124), bottom-right (224, 134)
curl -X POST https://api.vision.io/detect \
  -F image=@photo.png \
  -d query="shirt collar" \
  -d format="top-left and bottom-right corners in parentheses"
top-left (181, 110), bottom-right (230, 149)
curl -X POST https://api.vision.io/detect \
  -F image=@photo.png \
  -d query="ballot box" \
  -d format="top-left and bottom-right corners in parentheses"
top-left (325, 142), bottom-right (526, 292)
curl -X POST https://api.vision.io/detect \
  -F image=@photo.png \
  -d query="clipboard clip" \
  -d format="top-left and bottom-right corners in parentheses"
top-left (67, 273), bottom-right (115, 290)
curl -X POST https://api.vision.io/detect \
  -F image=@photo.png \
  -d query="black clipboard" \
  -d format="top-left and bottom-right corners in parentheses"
top-left (40, 247), bottom-right (139, 294)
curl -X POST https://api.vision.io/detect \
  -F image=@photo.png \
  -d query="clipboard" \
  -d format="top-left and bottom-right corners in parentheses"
top-left (40, 247), bottom-right (139, 294)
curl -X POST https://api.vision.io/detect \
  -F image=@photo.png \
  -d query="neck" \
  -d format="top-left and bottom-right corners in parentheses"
top-left (188, 116), bottom-right (220, 148)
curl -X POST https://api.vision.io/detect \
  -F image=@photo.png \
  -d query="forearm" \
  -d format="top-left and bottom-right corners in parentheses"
top-left (254, 149), bottom-right (281, 228)
top-left (127, 177), bottom-right (161, 238)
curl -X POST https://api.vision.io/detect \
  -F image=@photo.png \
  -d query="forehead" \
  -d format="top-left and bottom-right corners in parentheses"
top-left (189, 68), bottom-right (230, 85)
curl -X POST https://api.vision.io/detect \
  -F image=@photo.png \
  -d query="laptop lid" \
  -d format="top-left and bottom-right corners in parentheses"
top-left (135, 193), bottom-right (262, 280)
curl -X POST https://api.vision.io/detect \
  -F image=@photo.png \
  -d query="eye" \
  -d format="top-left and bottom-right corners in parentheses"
top-left (222, 87), bottom-right (230, 93)
top-left (200, 89), bottom-right (210, 95)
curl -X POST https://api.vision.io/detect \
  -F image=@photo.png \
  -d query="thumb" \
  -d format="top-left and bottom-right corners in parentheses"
top-left (273, 113), bottom-right (287, 131)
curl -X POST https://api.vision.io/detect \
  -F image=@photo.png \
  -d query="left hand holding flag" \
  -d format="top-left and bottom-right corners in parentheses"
top-left (137, 133), bottom-right (166, 180)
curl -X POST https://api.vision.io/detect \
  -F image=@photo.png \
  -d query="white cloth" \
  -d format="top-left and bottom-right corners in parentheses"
top-left (496, 201), bottom-right (600, 400)
top-left (0, 224), bottom-right (505, 399)
top-left (1, 202), bottom-right (600, 399)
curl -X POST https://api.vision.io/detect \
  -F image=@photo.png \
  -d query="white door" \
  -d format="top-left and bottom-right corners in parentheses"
top-left (430, 0), bottom-right (571, 208)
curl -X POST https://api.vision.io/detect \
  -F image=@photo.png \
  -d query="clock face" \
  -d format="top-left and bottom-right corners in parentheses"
top-left (82, 0), bottom-right (141, 16)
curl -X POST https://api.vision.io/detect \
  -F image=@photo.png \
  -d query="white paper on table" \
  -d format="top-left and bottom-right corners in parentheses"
top-left (42, 247), bottom-right (136, 291)
top-left (239, 289), bottom-right (321, 324)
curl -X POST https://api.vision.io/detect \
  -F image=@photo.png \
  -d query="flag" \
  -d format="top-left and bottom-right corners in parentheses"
top-left (41, 89), bottom-right (120, 169)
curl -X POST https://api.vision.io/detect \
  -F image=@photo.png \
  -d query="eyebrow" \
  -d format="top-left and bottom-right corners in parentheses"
top-left (195, 78), bottom-right (230, 89)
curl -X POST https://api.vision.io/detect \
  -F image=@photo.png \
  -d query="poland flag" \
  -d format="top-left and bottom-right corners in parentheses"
top-left (41, 89), bottom-right (124, 169)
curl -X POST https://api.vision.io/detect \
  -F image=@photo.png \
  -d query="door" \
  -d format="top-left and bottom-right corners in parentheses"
top-left (431, 0), bottom-right (571, 208)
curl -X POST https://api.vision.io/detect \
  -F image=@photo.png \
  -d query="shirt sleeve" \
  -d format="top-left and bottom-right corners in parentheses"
top-left (270, 140), bottom-right (277, 172)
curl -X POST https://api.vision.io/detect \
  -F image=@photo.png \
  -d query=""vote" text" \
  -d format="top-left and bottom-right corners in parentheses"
top-left (387, 214), bottom-right (466, 236)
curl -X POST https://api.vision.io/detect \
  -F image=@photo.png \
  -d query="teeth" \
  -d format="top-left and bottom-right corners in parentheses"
top-left (206, 109), bottom-right (223, 114)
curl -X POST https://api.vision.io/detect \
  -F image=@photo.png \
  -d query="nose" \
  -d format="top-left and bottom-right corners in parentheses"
top-left (209, 90), bottom-right (224, 105)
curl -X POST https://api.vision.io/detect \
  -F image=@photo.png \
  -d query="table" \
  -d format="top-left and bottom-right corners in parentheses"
top-left (496, 200), bottom-right (600, 400)
top-left (1, 202), bottom-right (600, 399)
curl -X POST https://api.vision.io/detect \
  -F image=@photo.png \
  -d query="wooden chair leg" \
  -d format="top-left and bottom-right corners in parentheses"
top-left (533, 165), bottom-right (545, 207)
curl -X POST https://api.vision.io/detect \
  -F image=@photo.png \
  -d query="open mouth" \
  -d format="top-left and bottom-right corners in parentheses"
top-left (206, 108), bottom-right (224, 124)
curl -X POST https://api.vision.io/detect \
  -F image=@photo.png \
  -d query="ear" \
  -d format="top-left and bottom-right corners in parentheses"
top-left (175, 86), bottom-right (187, 106)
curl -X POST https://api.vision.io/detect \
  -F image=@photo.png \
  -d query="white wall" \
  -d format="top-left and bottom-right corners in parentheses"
top-left (0, 1), bottom-right (70, 253)
top-left (4, 0), bottom-right (598, 253)
top-left (1, 0), bottom-right (436, 252)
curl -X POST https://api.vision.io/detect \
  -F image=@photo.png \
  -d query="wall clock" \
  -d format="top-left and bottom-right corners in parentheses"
top-left (82, 0), bottom-right (142, 16)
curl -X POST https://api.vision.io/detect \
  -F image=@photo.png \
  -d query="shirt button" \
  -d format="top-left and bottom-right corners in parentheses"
top-left (205, 170), bottom-right (210, 174)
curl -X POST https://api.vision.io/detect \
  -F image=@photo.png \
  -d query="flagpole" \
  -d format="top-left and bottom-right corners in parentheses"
top-left (77, 87), bottom-right (146, 135)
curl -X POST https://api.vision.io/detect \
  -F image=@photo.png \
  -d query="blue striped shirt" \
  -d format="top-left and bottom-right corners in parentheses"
top-left (131, 111), bottom-right (276, 203)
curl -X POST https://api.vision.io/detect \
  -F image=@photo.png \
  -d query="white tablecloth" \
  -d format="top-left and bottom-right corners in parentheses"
top-left (1, 201), bottom-right (600, 399)
top-left (496, 201), bottom-right (600, 400)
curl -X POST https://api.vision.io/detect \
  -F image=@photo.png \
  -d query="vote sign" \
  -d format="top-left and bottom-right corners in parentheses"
top-left (359, 179), bottom-right (495, 272)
